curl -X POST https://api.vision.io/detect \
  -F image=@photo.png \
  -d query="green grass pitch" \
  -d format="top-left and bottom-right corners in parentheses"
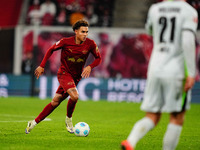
top-left (0, 97), bottom-right (200, 150)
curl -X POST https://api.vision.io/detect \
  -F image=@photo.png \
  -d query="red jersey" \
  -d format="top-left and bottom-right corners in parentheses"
top-left (40, 36), bottom-right (101, 78)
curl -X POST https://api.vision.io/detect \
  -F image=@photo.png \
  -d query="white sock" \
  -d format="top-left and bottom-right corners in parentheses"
top-left (32, 120), bottom-right (37, 126)
top-left (163, 123), bottom-right (182, 150)
top-left (127, 117), bottom-right (155, 148)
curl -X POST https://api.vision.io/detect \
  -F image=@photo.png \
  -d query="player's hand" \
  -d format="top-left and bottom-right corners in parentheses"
top-left (34, 66), bottom-right (44, 79)
top-left (81, 66), bottom-right (91, 78)
top-left (184, 76), bottom-right (195, 92)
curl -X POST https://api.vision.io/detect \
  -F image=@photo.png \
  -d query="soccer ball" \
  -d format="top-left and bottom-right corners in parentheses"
top-left (74, 122), bottom-right (90, 137)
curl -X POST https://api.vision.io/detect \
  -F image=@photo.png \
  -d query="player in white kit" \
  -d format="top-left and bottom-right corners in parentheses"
top-left (121, 0), bottom-right (198, 150)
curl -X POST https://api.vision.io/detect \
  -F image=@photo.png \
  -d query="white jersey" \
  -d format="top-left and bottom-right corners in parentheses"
top-left (146, 0), bottom-right (198, 79)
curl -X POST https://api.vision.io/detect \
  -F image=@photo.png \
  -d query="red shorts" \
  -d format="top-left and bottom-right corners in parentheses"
top-left (56, 72), bottom-right (81, 99)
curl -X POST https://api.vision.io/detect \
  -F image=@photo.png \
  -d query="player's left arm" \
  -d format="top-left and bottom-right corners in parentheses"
top-left (81, 66), bottom-right (92, 78)
top-left (182, 9), bottom-right (198, 92)
top-left (81, 41), bottom-right (102, 78)
top-left (182, 30), bottom-right (196, 92)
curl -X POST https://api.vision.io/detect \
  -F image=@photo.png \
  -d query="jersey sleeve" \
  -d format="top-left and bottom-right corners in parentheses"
top-left (182, 8), bottom-right (198, 77)
top-left (182, 30), bottom-right (196, 77)
top-left (89, 40), bottom-right (102, 69)
top-left (145, 5), bottom-right (155, 35)
top-left (40, 38), bottom-right (65, 68)
top-left (182, 8), bottom-right (198, 33)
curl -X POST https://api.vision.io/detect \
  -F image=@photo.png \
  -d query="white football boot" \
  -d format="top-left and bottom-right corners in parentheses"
top-left (65, 116), bottom-right (74, 133)
top-left (25, 120), bottom-right (37, 134)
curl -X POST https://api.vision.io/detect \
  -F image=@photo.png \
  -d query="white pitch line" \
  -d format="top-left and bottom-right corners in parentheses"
top-left (0, 114), bottom-right (35, 118)
top-left (0, 118), bottom-right (51, 123)
top-left (0, 120), bottom-right (33, 122)
top-left (0, 114), bottom-right (51, 122)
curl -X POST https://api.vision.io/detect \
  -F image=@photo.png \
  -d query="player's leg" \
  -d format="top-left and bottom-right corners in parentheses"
top-left (57, 73), bottom-right (79, 133)
top-left (163, 111), bottom-right (185, 150)
top-left (162, 77), bottom-right (188, 150)
top-left (67, 87), bottom-right (79, 117)
top-left (65, 87), bottom-right (79, 133)
top-left (122, 76), bottom-right (162, 149)
top-left (25, 93), bottom-right (65, 134)
top-left (35, 93), bottom-right (65, 123)
top-left (58, 73), bottom-right (79, 117)
top-left (121, 112), bottom-right (160, 150)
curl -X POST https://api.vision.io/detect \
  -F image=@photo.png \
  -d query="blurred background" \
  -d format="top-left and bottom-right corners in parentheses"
top-left (0, 0), bottom-right (200, 102)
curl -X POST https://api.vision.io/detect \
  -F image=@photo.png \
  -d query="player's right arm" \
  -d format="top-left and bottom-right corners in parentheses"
top-left (34, 38), bottom-right (64, 79)
top-left (34, 66), bottom-right (44, 79)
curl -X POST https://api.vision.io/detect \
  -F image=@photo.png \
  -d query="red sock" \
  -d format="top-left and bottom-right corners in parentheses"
top-left (35, 103), bottom-right (55, 123)
top-left (67, 98), bottom-right (77, 118)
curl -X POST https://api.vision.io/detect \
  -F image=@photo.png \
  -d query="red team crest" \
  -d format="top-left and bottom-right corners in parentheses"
top-left (82, 50), bottom-right (88, 54)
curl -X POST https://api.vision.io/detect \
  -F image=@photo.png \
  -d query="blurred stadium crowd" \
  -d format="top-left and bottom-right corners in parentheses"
top-left (26, 0), bottom-right (200, 28)
top-left (26, 0), bottom-right (114, 27)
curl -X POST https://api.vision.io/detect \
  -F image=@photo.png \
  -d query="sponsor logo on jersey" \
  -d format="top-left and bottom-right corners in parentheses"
top-left (67, 57), bottom-right (85, 63)
top-left (77, 58), bottom-right (85, 62)
top-left (67, 57), bottom-right (75, 62)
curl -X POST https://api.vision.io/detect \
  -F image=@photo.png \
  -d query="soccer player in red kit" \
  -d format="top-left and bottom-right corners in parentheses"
top-left (25, 19), bottom-right (101, 134)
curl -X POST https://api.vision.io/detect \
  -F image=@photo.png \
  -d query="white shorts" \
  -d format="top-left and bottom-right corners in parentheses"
top-left (141, 76), bottom-right (191, 113)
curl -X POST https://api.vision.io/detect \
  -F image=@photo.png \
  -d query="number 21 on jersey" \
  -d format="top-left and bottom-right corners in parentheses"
top-left (159, 16), bottom-right (176, 43)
